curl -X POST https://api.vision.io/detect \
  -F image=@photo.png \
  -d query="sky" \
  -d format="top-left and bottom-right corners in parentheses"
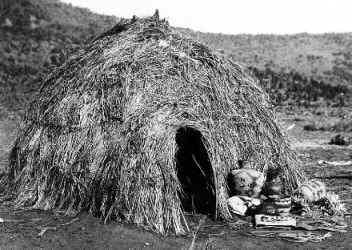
top-left (61, 0), bottom-right (352, 35)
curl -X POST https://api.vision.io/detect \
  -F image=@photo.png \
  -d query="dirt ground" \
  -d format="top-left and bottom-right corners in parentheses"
top-left (0, 109), bottom-right (351, 249)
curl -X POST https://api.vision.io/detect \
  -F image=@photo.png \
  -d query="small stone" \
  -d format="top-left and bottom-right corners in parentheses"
top-left (329, 134), bottom-right (350, 146)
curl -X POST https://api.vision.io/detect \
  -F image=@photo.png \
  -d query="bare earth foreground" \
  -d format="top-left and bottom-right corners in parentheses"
top-left (0, 110), bottom-right (351, 250)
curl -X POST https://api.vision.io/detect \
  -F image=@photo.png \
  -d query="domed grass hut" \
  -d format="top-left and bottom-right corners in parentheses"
top-left (2, 13), bottom-right (305, 234)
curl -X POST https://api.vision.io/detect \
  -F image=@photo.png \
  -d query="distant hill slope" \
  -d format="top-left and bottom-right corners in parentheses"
top-left (0, 0), bottom-right (117, 114)
top-left (0, 0), bottom-right (350, 116)
top-left (0, 0), bottom-right (117, 31)
top-left (178, 29), bottom-right (351, 105)
top-left (179, 29), bottom-right (352, 88)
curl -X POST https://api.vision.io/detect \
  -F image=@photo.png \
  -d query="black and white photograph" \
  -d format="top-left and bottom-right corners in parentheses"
top-left (0, 0), bottom-right (351, 249)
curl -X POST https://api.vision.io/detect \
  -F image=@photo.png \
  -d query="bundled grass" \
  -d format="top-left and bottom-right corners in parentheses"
top-left (1, 13), bottom-right (306, 234)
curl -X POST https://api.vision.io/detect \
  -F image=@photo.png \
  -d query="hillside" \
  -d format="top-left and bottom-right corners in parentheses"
top-left (0, 0), bottom-right (117, 115)
top-left (179, 29), bottom-right (352, 105)
top-left (0, 0), bottom-right (351, 116)
top-left (180, 29), bottom-right (352, 86)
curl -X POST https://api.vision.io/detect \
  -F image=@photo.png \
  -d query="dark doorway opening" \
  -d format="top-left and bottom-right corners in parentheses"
top-left (175, 127), bottom-right (216, 215)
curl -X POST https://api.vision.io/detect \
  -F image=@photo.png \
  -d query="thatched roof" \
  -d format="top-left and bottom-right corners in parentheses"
top-left (1, 13), bottom-right (306, 234)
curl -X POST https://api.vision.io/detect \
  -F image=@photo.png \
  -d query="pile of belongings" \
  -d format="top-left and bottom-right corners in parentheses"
top-left (227, 167), bottom-right (348, 243)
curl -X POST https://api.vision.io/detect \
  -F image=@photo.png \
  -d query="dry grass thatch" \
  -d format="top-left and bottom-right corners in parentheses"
top-left (1, 13), bottom-right (306, 234)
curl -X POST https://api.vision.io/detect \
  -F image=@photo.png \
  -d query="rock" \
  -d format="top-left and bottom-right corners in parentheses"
top-left (3, 18), bottom-right (13, 27)
top-left (329, 134), bottom-right (350, 146)
top-left (303, 123), bottom-right (318, 131)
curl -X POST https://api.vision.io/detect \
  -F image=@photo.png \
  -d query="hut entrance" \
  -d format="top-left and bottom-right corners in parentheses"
top-left (176, 127), bottom-right (216, 215)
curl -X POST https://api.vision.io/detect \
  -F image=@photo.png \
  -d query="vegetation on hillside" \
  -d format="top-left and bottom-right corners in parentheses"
top-left (0, 0), bottom-right (117, 114)
top-left (178, 29), bottom-right (352, 105)
top-left (180, 29), bottom-right (352, 87)
top-left (248, 67), bottom-right (349, 106)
